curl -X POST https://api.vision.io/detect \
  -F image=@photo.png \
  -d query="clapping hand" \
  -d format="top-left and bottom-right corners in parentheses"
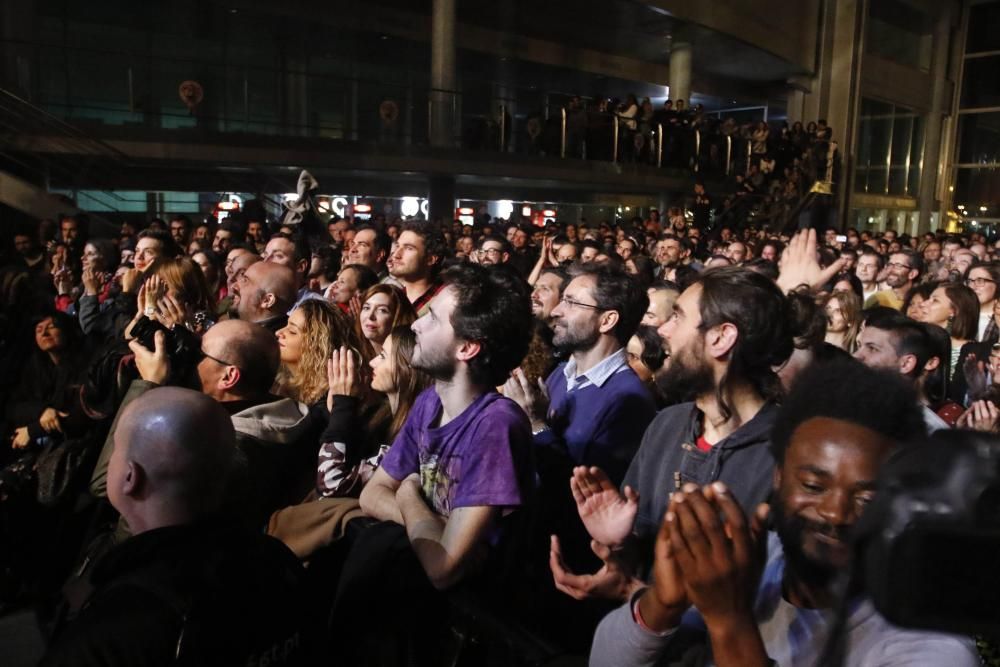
top-left (326, 346), bottom-right (362, 412)
top-left (503, 368), bottom-right (549, 431)
top-left (548, 466), bottom-right (643, 602)
top-left (957, 400), bottom-right (1000, 433)
top-left (82, 265), bottom-right (104, 296)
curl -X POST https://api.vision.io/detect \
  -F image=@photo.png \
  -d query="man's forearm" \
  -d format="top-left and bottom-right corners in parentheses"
top-left (397, 486), bottom-right (453, 588)
top-left (359, 483), bottom-right (404, 524)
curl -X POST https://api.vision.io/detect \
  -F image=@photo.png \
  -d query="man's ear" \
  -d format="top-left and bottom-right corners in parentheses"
top-left (122, 461), bottom-right (143, 497)
top-left (260, 291), bottom-right (276, 310)
top-left (218, 365), bottom-right (242, 391)
top-left (455, 340), bottom-right (481, 363)
top-left (899, 353), bottom-right (918, 376)
top-left (597, 310), bottom-right (620, 336)
top-left (706, 322), bottom-right (739, 360)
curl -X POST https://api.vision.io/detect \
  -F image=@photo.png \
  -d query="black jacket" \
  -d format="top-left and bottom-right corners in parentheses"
top-left (41, 521), bottom-right (311, 667)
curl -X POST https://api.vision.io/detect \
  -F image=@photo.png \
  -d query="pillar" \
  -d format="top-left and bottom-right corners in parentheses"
top-left (428, 174), bottom-right (455, 225)
top-left (429, 0), bottom-right (456, 148)
top-left (918, 5), bottom-right (952, 234)
top-left (668, 42), bottom-right (692, 105)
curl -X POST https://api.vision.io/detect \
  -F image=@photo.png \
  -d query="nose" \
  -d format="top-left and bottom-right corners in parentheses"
top-left (657, 317), bottom-right (675, 342)
top-left (816, 489), bottom-right (853, 527)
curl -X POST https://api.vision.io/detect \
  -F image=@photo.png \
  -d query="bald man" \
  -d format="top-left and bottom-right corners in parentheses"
top-left (43, 388), bottom-right (309, 667)
top-left (235, 261), bottom-right (297, 332)
top-left (90, 320), bottom-right (313, 530)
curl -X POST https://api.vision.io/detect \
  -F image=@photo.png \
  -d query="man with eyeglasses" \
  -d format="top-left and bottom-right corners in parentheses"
top-left (475, 234), bottom-right (511, 267)
top-left (864, 249), bottom-right (923, 311)
top-left (508, 263), bottom-right (655, 487)
top-left (89, 319), bottom-right (314, 531)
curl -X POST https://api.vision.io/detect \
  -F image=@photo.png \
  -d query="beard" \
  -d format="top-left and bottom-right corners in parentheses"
top-left (771, 499), bottom-right (846, 591)
top-left (655, 341), bottom-right (714, 401)
top-left (551, 319), bottom-right (600, 354)
top-left (411, 340), bottom-right (457, 381)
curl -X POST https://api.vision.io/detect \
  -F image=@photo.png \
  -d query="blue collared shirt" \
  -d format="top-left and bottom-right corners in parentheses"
top-left (562, 347), bottom-right (629, 393)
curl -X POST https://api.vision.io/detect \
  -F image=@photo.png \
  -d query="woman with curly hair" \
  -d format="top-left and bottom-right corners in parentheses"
top-left (353, 283), bottom-right (417, 362)
top-left (274, 299), bottom-right (359, 412)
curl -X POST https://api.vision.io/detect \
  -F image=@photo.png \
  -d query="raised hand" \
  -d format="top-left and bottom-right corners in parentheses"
top-left (326, 346), bottom-right (361, 411)
top-left (121, 268), bottom-right (142, 294)
top-left (549, 535), bottom-right (641, 602)
top-left (776, 229), bottom-right (847, 293)
top-left (128, 330), bottom-right (170, 385)
top-left (82, 265), bottom-right (104, 296)
top-left (957, 400), bottom-right (1000, 434)
top-left (348, 293), bottom-right (363, 320)
top-left (570, 465), bottom-right (638, 548)
top-left (156, 292), bottom-right (190, 330)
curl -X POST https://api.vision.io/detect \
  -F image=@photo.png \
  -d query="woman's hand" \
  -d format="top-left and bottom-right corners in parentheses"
top-left (82, 266), bottom-right (104, 296)
top-left (326, 346), bottom-right (362, 411)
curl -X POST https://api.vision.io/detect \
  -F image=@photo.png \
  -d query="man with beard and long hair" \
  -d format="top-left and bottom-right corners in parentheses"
top-left (549, 266), bottom-right (792, 603)
top-left (590, 358), bottom-right (977, 667)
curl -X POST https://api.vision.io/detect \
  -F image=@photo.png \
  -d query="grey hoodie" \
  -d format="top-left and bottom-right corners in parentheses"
top-left (623, 401), bottom-right (778, 578)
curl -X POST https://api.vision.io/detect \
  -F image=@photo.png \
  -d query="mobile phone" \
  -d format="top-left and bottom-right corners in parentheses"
top-left (836, 235), bottom-right (847, 243)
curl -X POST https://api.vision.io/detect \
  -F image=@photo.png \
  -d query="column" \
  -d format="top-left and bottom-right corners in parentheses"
top-left (918, 4), bottom-right (952, 234)
top-left (429, 0), bottom-right (456, 148)
top-left (428, 174), bottom-right (455, 225)
top-left (668, 42), bottom-right (692, 105)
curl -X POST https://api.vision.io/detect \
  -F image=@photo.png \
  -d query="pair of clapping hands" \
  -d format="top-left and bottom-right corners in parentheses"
top-left (325, 346), bottom-right (365, 412)
top-left (550, 467), bottom-right (768, 632)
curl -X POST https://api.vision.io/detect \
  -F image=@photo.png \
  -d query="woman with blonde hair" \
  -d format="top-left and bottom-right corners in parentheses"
top-left (823, 289), bottom-right (862, 353)
top-left (353, 283), bottom-right (417, 362)
top-left (275, 299), bottom-right (359, 410)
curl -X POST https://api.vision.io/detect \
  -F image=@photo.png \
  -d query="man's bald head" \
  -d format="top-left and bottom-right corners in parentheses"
top-left (198, 319), bottom-right (280, 400)
top-left (235, 261), bottom-right (296, 323)
top-left (109, 387), bottom-right (236, 533)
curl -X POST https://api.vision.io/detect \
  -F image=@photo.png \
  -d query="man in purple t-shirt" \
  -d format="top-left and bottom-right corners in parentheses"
top-left (359, 263), bottom-right (535, 590)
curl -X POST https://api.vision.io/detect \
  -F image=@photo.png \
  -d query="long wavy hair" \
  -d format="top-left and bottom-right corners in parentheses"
top-left (825, 289), bottom-right (862, 354)
top-left (353, 283), bottom-right (417, 363)
top-left (382, 325), bottom-right (433, 441)
top-left (276, 299), bottom-right (360, 406)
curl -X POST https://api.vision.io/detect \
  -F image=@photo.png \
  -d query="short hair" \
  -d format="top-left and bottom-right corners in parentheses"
top-left (579, 239), bottom-right (602, 253)
top-left (539, 265), bottom-right (570, 289)
top-left (311, 245), bottom-right (341, 282)
top-left (770, 357), bottom-right (925, 464)
top-left (894, 248), bottom-right (924, 278)
top-left (568, 263), bottom-right (649, 346)
top-left (341, 263), bottom-right (380, 293)
top-left (223, 322), bottom-right (282, 395)
top-left (867, 314), bottom-right (935, 379)
top-left (785, 289), bottom-right (826, 352)
top-left (477, 234), bottom-right (512, 255)
top-left (137, 228), bottom-right (181, 259)
top-left (169, 214), bottom-right (192, 229)
top-left (695, 267), bottom-right (794, 419)
top-left (354, 224), bottom-right (391, 257)
top-left (268, 232), bottom-right (311, 269)
top-left (859, 247), bottom-right (886, 270)
top-left (442, 264), bottom-right (533, 387)
top-left (400, 221), bottom-right (449, 273)
top-left (217, 218), bottom-right (247, 242)
top-left (633, 324), bottom-right (667, 373)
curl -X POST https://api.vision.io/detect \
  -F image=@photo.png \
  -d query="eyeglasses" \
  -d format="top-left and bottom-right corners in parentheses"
top-left (886, 262), bottom-right (912, 270)
top-left (478, 248), bottom-right (502, 256)
top-left (966, 277), bottom-right (996, 287)
top-left (199, 346), bottom-right (238, 370)
top-left (559, 295), bottom-right (604, 311)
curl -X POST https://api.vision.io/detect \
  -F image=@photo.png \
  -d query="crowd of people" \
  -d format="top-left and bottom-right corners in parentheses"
top-left (0, 202), bottom-right (996, 666)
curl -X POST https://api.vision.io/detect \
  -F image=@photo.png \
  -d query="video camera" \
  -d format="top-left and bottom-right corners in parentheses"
top-left (855, 429), bottom-right (1000, 637)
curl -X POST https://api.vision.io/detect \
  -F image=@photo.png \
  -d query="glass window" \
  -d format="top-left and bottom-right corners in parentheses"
top-left (867, 0), bottom-right (933, 71)
top-left (967, 2), bottom-right (1000, 53)
top-left (954, 168), bottom-right (1000, 215)
top-left (855, 99), bottom-right (923, 196)
top-left (956, 112), bottom-right (1000, 165)
top-left (960, 56), bottom-right (1000, 109)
